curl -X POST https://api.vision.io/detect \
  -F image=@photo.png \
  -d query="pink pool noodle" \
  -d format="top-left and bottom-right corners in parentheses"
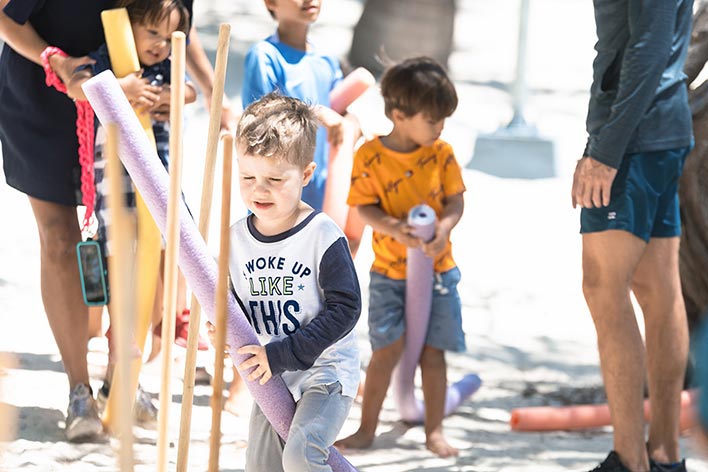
top-left (391, 204), bottom-right (481, 424)
top-left (329, 67), bottom-right (375, 114)
top-left (82, 70), bottom-right (356, 472)
top-left (322, 119), bottom-right (358, 230)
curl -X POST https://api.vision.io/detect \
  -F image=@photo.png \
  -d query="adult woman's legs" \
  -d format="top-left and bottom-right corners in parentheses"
top-left (28, 197), bottom-right (90, 388)
top-left (28, 197), bottom-right (102, 441)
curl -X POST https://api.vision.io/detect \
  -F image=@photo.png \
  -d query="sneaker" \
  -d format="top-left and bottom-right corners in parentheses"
top-left (65, 383), bottom-right (103, 442)
top-left (133, 384), bottom-right (158, 426)
top-left (96, 382), bottom-right (158, 427)
top-left (590, 451), bottom-right (632, 472)
top-left (650, 458), bottom-right (687, 472)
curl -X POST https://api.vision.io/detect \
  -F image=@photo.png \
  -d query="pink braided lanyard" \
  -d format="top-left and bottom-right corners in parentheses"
top-left (40, 46), bottom-right (96, 232)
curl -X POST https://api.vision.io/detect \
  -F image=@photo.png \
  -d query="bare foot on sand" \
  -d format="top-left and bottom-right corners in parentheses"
top-left (426, 430), bottom-right (459, 458)
top-left (333, 429), bottom-right (374, 451)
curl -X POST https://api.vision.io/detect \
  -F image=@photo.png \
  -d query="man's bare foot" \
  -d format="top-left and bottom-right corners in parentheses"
top-left (224, 384), bottom-right (252, 417)
top-left (426, 430), bottom-right (459, 458)
top-left (333, 430), bottom-right (375, 451)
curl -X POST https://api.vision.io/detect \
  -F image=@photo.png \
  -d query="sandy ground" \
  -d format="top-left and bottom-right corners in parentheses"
top-left (2, 0), bottom-right (708, 470)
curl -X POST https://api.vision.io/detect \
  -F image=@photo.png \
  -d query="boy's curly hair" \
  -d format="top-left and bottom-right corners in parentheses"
top-left (380, 56), bottom-right (458, 122)
top-left (116, 0), bottom-right (190, 34)
top-left (236, 93), bottom-right (319, 168)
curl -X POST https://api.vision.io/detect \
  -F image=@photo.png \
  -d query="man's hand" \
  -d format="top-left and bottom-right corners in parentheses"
top-left (237, 345), bottom-right (272, 385)
top-left (571, 156), bottom-right (618, 209)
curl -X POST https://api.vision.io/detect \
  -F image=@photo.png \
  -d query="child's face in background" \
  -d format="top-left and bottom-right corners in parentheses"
top-left (395, 111), bottom-right (446, 147)
top-left (133, 8), bottom-right (183, 67)
top-left (266, 0), bottom-right (321, 25)
top-left (237, 150), bottom-right (316, 235)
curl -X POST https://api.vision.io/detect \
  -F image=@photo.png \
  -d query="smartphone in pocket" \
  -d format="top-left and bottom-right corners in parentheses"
top-left (76, 240), bottom-right (109, 306)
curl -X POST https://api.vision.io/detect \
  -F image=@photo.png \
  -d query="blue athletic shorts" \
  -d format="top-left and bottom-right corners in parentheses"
top-left (367, 267), bottom-right (466, 352)
top-left (580, 146), bottom-right (691, 242)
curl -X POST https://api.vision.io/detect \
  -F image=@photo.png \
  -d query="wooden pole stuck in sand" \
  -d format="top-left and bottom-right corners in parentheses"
top-left (177, 22), bottom-right (231, 472)
top-left (208, 133), bottom-right (233, 472)
top-left (156, 30), bottom-right (186, 472)
top-left (105, 123), bottom-right (136, 472)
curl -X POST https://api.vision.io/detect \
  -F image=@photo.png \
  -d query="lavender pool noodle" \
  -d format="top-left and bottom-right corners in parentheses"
top-left (392, 204), bottom-right (481, 423)
top-left (82, 70), bottom-right (356, 471)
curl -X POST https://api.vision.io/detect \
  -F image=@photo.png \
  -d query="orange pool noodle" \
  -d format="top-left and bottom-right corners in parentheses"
top-left (510, 389), bottom-right (697, 432)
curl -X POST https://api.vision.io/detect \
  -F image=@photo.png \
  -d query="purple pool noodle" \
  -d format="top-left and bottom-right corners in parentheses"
top-left (82, 70), bottom-right (356, 472)
top-left (391, 204), bottom-right (481, 424)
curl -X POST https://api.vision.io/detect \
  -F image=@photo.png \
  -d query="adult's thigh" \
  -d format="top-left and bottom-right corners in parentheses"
top-left (582, 230), bottom-right (646, 295)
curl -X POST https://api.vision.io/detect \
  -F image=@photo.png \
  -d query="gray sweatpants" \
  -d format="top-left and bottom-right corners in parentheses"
top-left (245, 382), bottom-right (353, 472)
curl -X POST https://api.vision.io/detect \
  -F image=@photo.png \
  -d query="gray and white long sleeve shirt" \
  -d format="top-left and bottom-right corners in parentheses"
top-left (229, 211), bottom-right (361, 401)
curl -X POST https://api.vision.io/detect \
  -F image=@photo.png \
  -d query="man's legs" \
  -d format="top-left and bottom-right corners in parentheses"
top-left (583, 230), bottom-right (649, 471)
top-left (631, 236), bottom-right (687, 464)
top-left (28, 197), bottom-right (90, 389)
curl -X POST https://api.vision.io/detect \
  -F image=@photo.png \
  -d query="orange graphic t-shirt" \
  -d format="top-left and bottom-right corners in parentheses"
top-left (347, 137), bottom-right (466, 280)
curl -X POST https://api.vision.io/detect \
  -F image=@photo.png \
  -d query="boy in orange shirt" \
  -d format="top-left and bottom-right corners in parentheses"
top-left (335, 56), bottom-right (466, 457)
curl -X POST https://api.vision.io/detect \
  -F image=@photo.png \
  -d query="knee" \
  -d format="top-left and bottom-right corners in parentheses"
top-left (581, 267), bottom-right (630, 306)
top-left (372, 337), bottom-right (404, 370)
top-left (37, 214), bottom-right (79, 260)
top-left (282, 431), bottom-right (329, 472)
top-left (420, 346), bottom-right (445, 371)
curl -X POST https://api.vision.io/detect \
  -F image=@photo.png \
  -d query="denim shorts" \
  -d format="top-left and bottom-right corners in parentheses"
top-left (580, 146), bottom-right (690, 242)
top-left (368, 267), bottom-right (466, 352)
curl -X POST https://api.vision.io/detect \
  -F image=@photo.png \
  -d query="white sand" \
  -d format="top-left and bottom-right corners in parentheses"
top-left (2, 1), bottom-right (708, 470)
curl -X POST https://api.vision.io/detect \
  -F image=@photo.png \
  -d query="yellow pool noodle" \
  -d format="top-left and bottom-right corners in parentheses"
top-left (100, 7), bottom-right (162, 432)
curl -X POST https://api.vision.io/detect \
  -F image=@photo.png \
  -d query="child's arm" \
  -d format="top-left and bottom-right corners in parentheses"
top-left (357, 203), bottom-right (421, 248)
top-left (186, 26), bottom-right (237, 131)
top-left (314, 105), bottom-right (344, 147)
top-left (149, 81), bottom-right (197, 122)
top-left (117, 71), bottom-right (162, 112)
top-left (238, 238), bottom-right (361, 383)
top-left (421, 192), bottom-right (464, 259)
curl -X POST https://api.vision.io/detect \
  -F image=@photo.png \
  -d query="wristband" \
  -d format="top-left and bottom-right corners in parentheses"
top-left (40, 46), bottom-right (68, 93)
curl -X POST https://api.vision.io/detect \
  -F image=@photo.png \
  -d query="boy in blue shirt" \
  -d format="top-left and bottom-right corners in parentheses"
top-left (242, 0), bottom-right (346, 211)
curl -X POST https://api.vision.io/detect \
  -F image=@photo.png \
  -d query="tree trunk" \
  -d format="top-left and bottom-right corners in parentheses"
top-left (347, 0), bottom-right (456, 76)
top-left (681, 1), bottom-right (708, 330)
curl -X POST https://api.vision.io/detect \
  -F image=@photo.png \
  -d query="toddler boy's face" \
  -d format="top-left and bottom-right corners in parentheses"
top-left (397, 112), bottom-right (446, 147)
top-left (237, 149), bottom-right (315, 232)
top-left (133, 8), bottom-right (183, 67)
top-left (268, 0), bottom-right (321, 25)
